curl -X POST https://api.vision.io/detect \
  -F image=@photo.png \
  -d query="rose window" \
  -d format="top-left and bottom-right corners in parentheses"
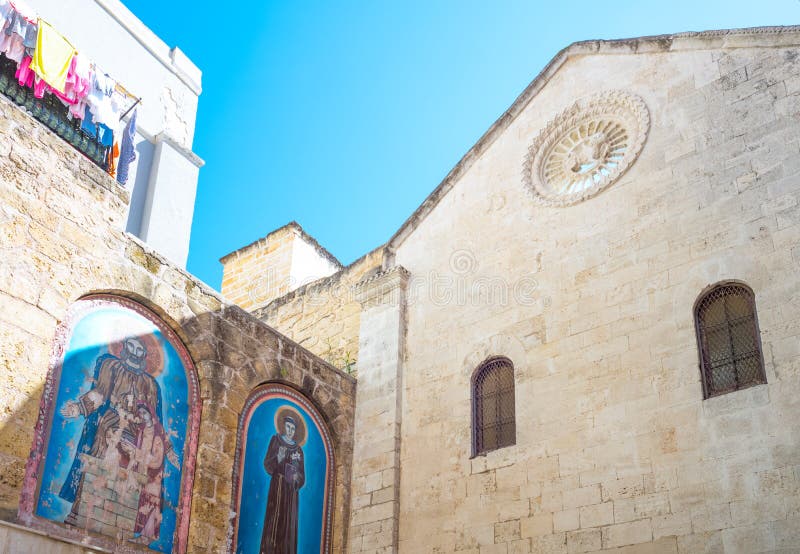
top-left (523, 91), bottom-right (649, 206)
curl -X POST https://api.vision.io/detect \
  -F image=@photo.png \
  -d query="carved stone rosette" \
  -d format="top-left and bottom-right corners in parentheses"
top-left (522, 90), bottom-right (650, 206)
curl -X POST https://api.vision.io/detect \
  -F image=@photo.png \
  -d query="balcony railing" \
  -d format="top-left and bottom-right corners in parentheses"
top-left (0, 55), bottom-right (109, 169)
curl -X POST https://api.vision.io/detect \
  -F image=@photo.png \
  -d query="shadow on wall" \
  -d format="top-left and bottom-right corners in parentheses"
top-left (0, 294), bottom-right (355, 554)
top-left (125, 139), bottom-right (156, 237)
top-left (0, 386), bottom-right (41, 521)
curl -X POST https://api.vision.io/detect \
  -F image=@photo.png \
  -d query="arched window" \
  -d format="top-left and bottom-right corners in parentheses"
top-left (694, 282), bottom-right (766, 398)
top-left (472, 357), bottom-right (516, 456)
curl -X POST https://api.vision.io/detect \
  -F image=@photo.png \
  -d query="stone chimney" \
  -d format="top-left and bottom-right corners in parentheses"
top-left (220, 222), bottom-right (342, 311)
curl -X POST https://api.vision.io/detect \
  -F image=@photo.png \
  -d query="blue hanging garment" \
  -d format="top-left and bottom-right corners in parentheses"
top-left (116, 108), bottom-right (137, 185)
top-left (80, 105), bottom-right (113, 146)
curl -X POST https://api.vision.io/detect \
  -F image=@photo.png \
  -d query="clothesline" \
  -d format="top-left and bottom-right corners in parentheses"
top-left (8, 0), bottom-right (139, 103)
top-left (0, 0), bottom-right (139, 183)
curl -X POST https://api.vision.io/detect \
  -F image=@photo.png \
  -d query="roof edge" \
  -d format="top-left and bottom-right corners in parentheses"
top-left (219, 221), bottom-right (343, 269)
top-left (253, 244), bottom-right (386, 316)
top-left (292, 223), bottom-right (344, 269)
top-left (385, 24), bottom-right (800, 253)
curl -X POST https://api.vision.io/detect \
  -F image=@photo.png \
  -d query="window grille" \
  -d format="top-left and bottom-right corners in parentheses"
top-left (695, 282), bottom-right (766, 398)
top-left (472, 357), bottom-right (515, 456)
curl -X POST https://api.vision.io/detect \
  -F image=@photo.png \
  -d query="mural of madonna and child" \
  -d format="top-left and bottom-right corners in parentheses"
top-left (232, 384), bottom-right (334, 554)
top-left (21, 295), bottom-right (200, 553)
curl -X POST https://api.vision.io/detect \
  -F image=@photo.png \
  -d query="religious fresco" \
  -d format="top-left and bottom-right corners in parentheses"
top-left (231, 383), bottom-right (334, 554)
top-left (19, 295), bottom-right (201, 553)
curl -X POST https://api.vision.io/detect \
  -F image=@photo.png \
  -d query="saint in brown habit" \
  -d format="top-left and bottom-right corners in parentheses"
top-left (260, 416), bottom-right (305, 554)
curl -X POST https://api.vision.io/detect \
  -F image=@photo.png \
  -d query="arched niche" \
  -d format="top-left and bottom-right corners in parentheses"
top-left (19, 294), bottom-right (201, 553)
top-left (230, 382), bottom-right (335, 554)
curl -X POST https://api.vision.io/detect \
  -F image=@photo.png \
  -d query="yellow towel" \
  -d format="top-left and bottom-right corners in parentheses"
top-left (30, 19), bottom-right (76, 94)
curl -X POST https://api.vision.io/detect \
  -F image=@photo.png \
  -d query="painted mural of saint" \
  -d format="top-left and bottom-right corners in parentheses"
top-left (57, 336), bottom-right (178, 535)
top-left (260, 408), bottom-right (306, 554)
top-left (130, 401), bottom-right (170, 544)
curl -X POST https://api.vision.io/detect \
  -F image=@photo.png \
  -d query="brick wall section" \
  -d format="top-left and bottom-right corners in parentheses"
top-left (74, 455), bottom-right (146, 537)
top-left (392, 43), bottom-right (800, 553)
top-left (254, 248), bottom-right (384, 373)
top-left (0, 95), bottom-right (356, 553)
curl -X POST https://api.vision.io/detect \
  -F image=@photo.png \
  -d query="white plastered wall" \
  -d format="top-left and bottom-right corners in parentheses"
top-left (29, 0), bottom-right (204, 267)
top-left (289, 233), bottom-right (341, 289)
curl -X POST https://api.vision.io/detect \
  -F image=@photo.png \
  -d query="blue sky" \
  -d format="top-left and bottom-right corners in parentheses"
top-left (121, 1), bottom-right (797, 291)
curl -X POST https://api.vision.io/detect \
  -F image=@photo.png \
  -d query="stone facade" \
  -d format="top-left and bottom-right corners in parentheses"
top-left (222, 27), bottom-right (800, 554)
top-left (347, 268), bottom-right (409, 552)
top-left (220, 222), bottom-right (343, 313)
top-left (388, 32), bottom-right (800, 554)
top-left (6, 20), bottom-right (800, 554)
top-left (252, 248), bottom-right (384, 373)
top-left (0, 93), bottom-right (355, 552)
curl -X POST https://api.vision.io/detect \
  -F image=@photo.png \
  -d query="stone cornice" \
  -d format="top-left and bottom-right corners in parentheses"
top-left (354, 266), bottom-right (410, 308)
top-left (219, 221), bottom-right (342, 267)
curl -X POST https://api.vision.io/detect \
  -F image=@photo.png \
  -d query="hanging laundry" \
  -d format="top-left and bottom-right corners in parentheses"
top-left (20, 15), bottom-right (35, 53)
top-left (16, 56), bottom-right (55, 98)
top-left (87, 70), bottom-right (121, 130)
top-left (0, 4), bottom-right (139, 179)
top-left (30, 19), bottom-right (75, 94)
top-left (0, 24), bottom-right (26, 63)
top-left (2, 4), bottom-right (36, 61)
top-left (66, 54), bottom-right (92, 119)
top-left (0, 0), bottom-right (13, 26)
top-left (117, 109), bottom-right (137, 185)
top-left (5, 7), bottom-right (33, 39)
top-left (107, 141), bottom-right (119, 178)
top-left (67, 53), bottom-right (92, 101)
top-left (51, 55), bottom-right (91, 108)
top-left (15, 54), bottom-right (33, 87)
top-left (80, 106), bottom-right (114, 147)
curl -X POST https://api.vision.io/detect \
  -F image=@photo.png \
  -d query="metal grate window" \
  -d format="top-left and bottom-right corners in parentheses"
top-left (695, 282), bottom-right (766, 399)
top-left (472, 357), bottom-right (515, 456)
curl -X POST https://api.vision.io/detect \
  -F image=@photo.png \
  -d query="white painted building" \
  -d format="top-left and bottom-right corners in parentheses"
top-left (30, 0), bottom-right (203, 267)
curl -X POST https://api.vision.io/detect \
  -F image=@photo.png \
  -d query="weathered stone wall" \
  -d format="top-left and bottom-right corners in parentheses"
top-left (391, 39), bottom-right (800, 553)
top-left (0, 95), bottom-right (356, 552)
top-left (254, 248), bottom-right (384, 373)
top-left (0, 520), bottom-right (109, 553)
top-left (220, 222), bottom-right (343, 313)
top-left (220, 224), bottom-right (298, 311)
top-left (347, 268), bottom-right (408, 553)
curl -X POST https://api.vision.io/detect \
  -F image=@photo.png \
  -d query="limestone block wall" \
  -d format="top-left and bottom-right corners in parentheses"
top-left (0, 95), bottom-right (355, 552)
top-left (254, 248), bottom-right (384, 373)
top-left (347, 268), bottom-right (408, 553)
top-left (392, 37), bottom-right (800, 553)
top-left (220, 222), bottom-right (343, 313)
top-left (220, 224), bottom-right (299, 311)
